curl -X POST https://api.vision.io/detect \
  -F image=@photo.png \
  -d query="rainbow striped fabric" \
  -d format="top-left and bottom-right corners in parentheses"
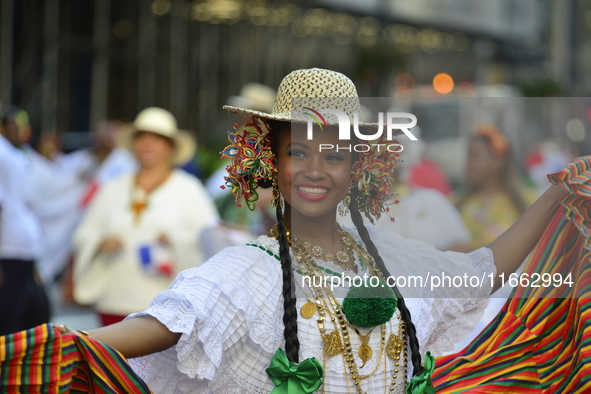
top-left (0, 324), bottom-right (152, 393)
top-left (433, 157), bottom-right (591, 393)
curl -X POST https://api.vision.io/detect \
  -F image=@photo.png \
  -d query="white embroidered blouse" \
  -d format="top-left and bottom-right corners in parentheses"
top-left (128, 226), bottom-right (495, 393)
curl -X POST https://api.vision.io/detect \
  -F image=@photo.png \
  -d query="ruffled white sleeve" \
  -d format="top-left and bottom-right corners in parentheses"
top-left (367, 226), bottom-right (496, 356)
top-left (126, 244), bottom-right (285, 394)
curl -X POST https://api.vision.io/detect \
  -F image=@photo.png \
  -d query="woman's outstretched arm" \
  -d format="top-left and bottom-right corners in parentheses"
top-left (59, 316), bottom-right (181, 359)
top-left (487, 184), bottom-right (567, 292)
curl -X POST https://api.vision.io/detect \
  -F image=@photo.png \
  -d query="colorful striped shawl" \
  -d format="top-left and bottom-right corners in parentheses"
top-left (432, 157), bottom-right (591, 393)
top-left (0, 324), bottom-right (152, 393)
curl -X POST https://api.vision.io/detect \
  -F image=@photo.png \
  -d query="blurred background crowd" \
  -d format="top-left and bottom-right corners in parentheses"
top-left (1, 0), bottom-right (590, 347)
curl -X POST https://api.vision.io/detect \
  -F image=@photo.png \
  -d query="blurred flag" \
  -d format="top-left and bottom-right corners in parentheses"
top-left (138, 243), bottom-right (173, 277)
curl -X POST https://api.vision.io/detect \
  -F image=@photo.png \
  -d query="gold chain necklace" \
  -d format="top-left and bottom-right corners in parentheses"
top-left (269, 224), bottom-right (377, 274)
top-left (292, 229), bottom-right (384, 327)
top-left (292, 240), bottom-right (407, 393)
top-left (311, 279), bottom-right (406, 393)
top-left (303, 225), bottom-right (357, 272)
top-left (292, 233), bottom-right (390, 345)
top-left (387, 320), bottom-right (408, 391)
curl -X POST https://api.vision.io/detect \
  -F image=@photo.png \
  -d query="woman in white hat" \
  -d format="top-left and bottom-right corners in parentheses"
top-left (49, 70), bottom-right (585, 393)
top-left (72, 107), bottom-right (219, 326)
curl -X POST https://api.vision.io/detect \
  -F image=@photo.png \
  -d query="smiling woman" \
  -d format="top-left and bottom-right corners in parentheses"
top-left (74, 69), bottom-right (568, 393)
top-left (3, 69), bottom-right (586, 394)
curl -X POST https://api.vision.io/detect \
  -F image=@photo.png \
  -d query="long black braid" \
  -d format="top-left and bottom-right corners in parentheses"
top-left (266, 118), bottom-right (300, 363)
top-left (348, 191), bottom-right (424, 376)
top-left (275, 203), bottom-right (301, 363)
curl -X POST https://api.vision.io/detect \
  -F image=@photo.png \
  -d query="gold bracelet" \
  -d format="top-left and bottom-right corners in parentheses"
top-left (76, 330), bottom-right (90, 336)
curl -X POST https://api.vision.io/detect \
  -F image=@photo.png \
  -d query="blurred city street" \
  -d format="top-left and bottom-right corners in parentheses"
top-left (1, 0), bottom-right (591, 382)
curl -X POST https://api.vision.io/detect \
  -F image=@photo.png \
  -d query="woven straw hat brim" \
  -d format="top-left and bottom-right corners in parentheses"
top-left (223, 105), bottom-right (386, 131)
top-left (267, 68), bottom-right (362, 119)
top-left (223, 68), bottom-right (401, 132)
top-left (118, 125), bottom-right (196, 165)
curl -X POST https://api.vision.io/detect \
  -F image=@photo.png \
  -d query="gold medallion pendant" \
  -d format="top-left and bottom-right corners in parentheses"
top-left (386, 333), bottom-right (404, 359)
top-left (300, 302), bottom-right (316, 319)
top-left (358, 331), bottom-right (374, 368)
top-left (358, 344), bottom-right (373, 368)
top-left (322, 330), bottom-right (343, 357)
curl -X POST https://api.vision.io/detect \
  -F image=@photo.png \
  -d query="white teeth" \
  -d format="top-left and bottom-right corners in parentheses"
top-left (298, 186), bottom-right (328, 195)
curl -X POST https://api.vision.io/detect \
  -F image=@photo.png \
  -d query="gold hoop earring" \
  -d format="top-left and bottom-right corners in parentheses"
top-left (271, 178), bottom-right (283, 209)
top-left (338, 190), bottom-right (351, 217)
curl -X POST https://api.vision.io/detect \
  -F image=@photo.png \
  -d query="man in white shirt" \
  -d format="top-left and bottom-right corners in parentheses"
top-left (28, 119), bottom-right (137, 283)
top-left (0, 107), bottom-right (49, 335)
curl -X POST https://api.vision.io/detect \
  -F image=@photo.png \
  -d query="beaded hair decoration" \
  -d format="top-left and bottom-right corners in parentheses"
top-left (350, 139), bottom-right (402, 224)
top-left (220, 116), bottom-right (276, 210)
top-left (221, 116), bottom-right (402, 223)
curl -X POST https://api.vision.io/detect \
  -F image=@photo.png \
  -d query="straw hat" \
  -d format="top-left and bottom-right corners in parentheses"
top-left (223, 68), bottom-right (380, 129)
top-left (227, 83), bottom-right (276, 113)
top-left (119, 107), bottom-right (195, 165)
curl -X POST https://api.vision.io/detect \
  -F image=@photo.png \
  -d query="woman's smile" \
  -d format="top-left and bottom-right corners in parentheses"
top-left (295, 184), bottom-right (330, 201)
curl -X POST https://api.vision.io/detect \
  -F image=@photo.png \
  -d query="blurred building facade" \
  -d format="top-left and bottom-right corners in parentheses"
top-left (0, 0), bottom-right (588, 151)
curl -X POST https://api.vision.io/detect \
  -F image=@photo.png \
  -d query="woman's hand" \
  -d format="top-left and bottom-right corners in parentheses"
top-left (99, 238), bottom-right (123, 254)
top-left (56, 324), bottom-right (77, 335)
top-left (157, 233), bottom-right (171, 247)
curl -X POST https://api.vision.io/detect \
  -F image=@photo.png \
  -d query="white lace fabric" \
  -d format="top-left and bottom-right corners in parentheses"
top-left (127, 227), bottom-right (496, 393)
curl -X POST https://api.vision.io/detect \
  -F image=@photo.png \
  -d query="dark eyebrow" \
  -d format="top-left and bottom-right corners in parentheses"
top-left (286, 142), bottom-right (310, 149)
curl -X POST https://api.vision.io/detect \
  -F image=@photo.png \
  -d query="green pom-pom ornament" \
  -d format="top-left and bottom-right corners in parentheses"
top-left (342, 280), bottom-right (398, 328)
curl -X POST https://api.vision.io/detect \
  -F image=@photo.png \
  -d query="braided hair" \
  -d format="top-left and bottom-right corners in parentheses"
top-left (261, 120), bottom-right (300, 363)
top-left (275, 203), bottom-right (300, 363)
top-left (348, 192), bottom-right (424, 376)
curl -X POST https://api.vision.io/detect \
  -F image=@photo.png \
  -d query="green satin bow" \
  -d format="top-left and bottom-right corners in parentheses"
top-left (266, 348), bottom-right (324, 394)
top-left (406, 351), bottom-right (437, 394)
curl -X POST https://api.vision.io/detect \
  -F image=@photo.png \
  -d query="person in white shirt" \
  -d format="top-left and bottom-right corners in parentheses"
top-left (27, 120), bottom-right (137, 284)
top-left (72, 107), bottom-right (218, 326)
top-left (0, 107), bottom-right (48, 336)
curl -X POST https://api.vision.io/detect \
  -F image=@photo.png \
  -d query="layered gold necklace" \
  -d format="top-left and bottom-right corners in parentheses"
top-left (302, 225), bottom-right (358, 273)
top-left (269, 224), bottom-right (372, 274)
top-left (270, 225), bottom-right (408, 393)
